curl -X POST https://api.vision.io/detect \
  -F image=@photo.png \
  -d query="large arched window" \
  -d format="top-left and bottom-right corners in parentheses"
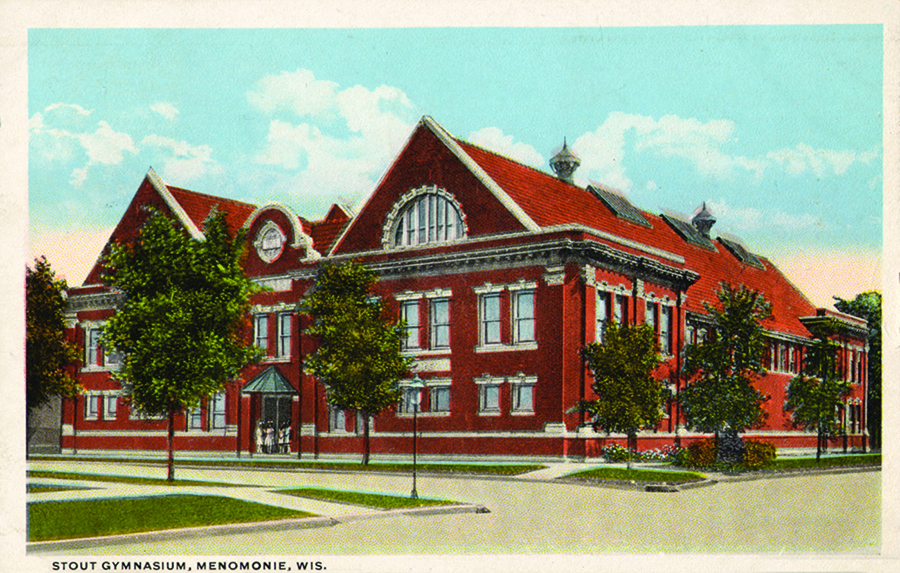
top-left (388, 186), bottom-right (466, 248)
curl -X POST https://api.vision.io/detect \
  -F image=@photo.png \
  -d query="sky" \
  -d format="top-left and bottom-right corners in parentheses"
top-left (27, 26), bottom-right (883, 307)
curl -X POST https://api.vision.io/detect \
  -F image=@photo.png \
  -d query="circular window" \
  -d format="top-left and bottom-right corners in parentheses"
top-left (254, 221), bottom-right (286, 263)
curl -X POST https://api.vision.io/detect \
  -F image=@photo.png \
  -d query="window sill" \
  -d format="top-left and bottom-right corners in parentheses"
top-left (511, 410), bottom-right (535, 416)
top-left (261, 356), bottom-right (291, 364)
top-left (402, 348), bottom-right (451, 357)
top-left (396, 411), bottom-right (451, 418)
top-left (478, 411), bottom-right (502, 416)
top-left (475, 342), bottom-right (538, 353)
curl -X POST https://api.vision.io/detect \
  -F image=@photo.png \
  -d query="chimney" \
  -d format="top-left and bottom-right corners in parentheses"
top-left (692, 202), bottom-right (716, 237)
top-left (550, 139), bottom-right (580, 184)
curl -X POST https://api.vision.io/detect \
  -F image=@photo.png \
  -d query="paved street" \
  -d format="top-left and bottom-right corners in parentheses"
top-left (27, 460), bottom-right (880, 555)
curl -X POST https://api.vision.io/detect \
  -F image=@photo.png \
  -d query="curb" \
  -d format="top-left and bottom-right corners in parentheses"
top-left (27, 504), bottom-right (491, 553)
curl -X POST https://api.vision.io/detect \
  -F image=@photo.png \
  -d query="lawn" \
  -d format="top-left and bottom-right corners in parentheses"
top-left (564, 466), bottom-right (707, 482)
top-left (27, 483), bottom-right (91, 494)
top-left (28, 494), bottom-right (315, 542)
top-left (27, 470), bottom-right (246, 487)
top-left (277, 487), bottom-right (457, 509)
top-left (765, 453), bottom-right (881, 470)
top-left (30, 456), bottom-right (545, 475)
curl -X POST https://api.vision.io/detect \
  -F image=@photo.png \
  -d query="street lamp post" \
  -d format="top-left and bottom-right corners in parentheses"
top-left (409, 375), bottom-right (425, 499)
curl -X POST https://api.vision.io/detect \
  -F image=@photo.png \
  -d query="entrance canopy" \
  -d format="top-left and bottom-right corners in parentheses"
top-left (241, 366), bottom-right (297, 395)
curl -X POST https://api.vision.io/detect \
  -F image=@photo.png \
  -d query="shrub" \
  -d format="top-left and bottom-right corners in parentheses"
top-left (741, 439), bottom-right (776, 469)
top-left (682, 438), bottom-right (717, 468)
top-left (599, 443), bottom-right (630, 463)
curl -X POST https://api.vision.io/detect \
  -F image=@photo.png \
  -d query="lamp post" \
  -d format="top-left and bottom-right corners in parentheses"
top-left (409, 375), bottom-right (425, 499)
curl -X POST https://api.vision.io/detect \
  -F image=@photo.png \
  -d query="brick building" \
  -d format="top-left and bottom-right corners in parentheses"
top-left (62, 116), bottom-right (869, 459)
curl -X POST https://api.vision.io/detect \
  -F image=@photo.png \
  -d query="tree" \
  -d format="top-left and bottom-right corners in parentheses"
top-left (300, 261), bottom-right (412, 465)
top-left (26, 257), bottom-right (82, 444)
top-left (834, 291), bottom-right (881, 449)
top-left (576, 321), bottom-right (664, 469)
top-left (784, 320), bottom-right (850, 460)
top-left (680, 283), bottom-right (771, 460)
top-left (103, 208), bottom-right (259, 481)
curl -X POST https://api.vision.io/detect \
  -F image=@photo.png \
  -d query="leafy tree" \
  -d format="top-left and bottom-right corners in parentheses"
top-left (576, 321), bottom-right (664, 469)
top-left (26, 257), bottom-right (82, 444)
top-left (680, 283), bottom-right (771, 460)
top-left (784, 320), bottom-right (850, 460)
top-left (834, 291), bottom-right (881, 449)
top-left (103, 208), bottom-right (259, 480)
top-left (300, 261), bottom-right (412, 465)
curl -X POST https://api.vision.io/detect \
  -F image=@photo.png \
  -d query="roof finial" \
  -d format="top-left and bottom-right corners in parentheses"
top-left (550, 139), bottom-right (580, 184)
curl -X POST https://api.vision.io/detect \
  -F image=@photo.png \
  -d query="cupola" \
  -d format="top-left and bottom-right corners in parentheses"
top-left (549, 139), bottom-right (580, 184)
top-left (692, 202), bottom-right (716, 237)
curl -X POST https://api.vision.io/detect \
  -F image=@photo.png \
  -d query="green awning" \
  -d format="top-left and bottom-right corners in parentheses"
top-left (241, 366), bottom-right (297, 395)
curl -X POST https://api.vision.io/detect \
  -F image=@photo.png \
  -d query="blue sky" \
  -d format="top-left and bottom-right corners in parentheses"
top-left (28, 26), bottom-right (883, 305)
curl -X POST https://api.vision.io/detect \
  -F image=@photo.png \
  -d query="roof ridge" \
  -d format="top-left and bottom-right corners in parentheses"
top-left (166, 185), bottom-right (258, 209)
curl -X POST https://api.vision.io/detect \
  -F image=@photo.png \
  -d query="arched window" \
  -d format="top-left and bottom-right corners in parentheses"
top-left (391, 188), bottom-right (465, 248)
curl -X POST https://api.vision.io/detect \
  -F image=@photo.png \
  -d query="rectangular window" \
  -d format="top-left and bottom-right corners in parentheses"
top-left (430, 386), bottom-right (450, 412)
top-left (85, 328), bottom-right (101, 367)
top-left (614, 295), bottom-right (628, 326)
top-left (645, 301), bottom-right (657, 330)
top-left (84, 395), bottom-right (99, 420)
top-left (480, 384), bottom-right (501, 413)
top-left (278, 313), bottom-right (292, 358)
top-left (513, 290), bottom-right (535, 343)
top-left (596, 291), bottom-right (610, 343)
top-left (789, 345), bottom-right (797, 374)
top-left (254, 315), bottom-right (269, 352)
top-left (210, 393), bottom-right (226, 429)
top-left (512, 383), bottom-right (534, 412)
top-left (398, 386), bottom-right (422, 414)
top-left (480, 293), bottom-right (502, 345)
top-left (401, 300), bottom-right (421, 350)
top-left (430, 298), bottom-right (450, 349)
top-left (187, 407), bottom-right (203, 430)
top-left (104, 396), bottom-right (117, 420)
top-left (660, 306), bottom-right (672, 355)
top-left (329, 406), bottom-right (345, 432)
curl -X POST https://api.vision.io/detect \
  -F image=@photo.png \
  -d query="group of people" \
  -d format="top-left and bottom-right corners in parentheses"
top-left (255, 422), bottom-right (291, 454)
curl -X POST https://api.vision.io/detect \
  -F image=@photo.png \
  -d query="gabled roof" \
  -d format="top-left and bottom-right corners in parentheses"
top-left (241, 366), bottom-right (296, 394)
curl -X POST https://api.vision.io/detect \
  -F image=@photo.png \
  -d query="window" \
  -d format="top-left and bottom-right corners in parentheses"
top-left (85, 328), bottom-right (102, 367)
top-left (398, 386), bottom-right (423, 414)
top-left (254, 315), bottom-right (269, 352)
top-left (277, 313), bottom-right (292, 358)
top-left (511, 378), bottom-right (535, 413)
top-left (210, 393), bottom-right (227, 429)
top-left (659, 306), bottom-right (673, 355)
top-left (480, 293), bottom-right (502, 345)
top-left (614, 295), bottom-right (628, 326)
top-left (329, 405), bottom-right (345, 432)
top-left (430, 385), bottom-right (450, 413)
top-left (645, 301), bottom-right (657, 330)
top-left (84, 395), bottom-right (99, 420)
top-left (479, 384), bottom-right (501, 413)
top-left (187, 407), bottom-right (203, 430)
top-left (401, 300), bottom-right (422, 350)
top-left (513, 290), bottom-right (535, 343)
top-left (394, 191), bottom-right (464, 247)
top-left (596, 291), bottom-right (610, 343)
top-left (789, 345), bottom-right (797, 374)
top-left (103, 396), bottom-right (117, 420)
top-left (430, 298), bottom-right (450, 349)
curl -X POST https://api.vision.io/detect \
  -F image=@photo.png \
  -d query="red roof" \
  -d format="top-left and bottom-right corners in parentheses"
top-left (166, 186), bottom-right (257, 236)
top-left (457, 138), bottom-right (817, 337)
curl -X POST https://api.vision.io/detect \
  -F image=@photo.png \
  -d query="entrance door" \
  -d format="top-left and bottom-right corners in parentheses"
top-left (255, 395), bottom-right (292, 454)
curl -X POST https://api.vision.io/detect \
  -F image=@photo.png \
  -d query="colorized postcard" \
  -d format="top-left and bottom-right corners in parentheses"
top-left (3, 1), bottom-right (897, 572)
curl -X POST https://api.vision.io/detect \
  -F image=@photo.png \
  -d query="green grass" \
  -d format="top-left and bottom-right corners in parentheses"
top-left (564, 466), bottom-right (707, 482)
top-left (30, 456), bottom-right (545, 475)
top-left (27, 470), bottom-right (245, 487)
top-left (765, 453), bottom-right (881, 470)
top-left (28, 494), bottom-right (315, 542)
top-left (27, 484), bottom-right (91, 494)
top-left (277, 487), bottom-right (456, 509)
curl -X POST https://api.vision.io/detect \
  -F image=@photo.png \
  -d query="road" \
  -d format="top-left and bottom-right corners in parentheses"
top-left (27, 460), bottom-right (880, 555)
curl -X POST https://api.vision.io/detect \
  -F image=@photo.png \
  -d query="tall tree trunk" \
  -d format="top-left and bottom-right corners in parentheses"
top-left (362, 412), bottom-right (370, 465)
top-left (816, 429), bottom-right (822, 461)
top-left (167, 406), bottom-right (175, 481)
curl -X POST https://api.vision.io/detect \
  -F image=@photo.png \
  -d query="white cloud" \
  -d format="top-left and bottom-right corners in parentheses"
top-left (150, 102), bottom-right (179, 121)
top-left (467, 127), bottom-right (544, 168)
top-left (705, 200), bottom-right (822, 232)
top-left (141, 134), bottom-right (222, 182)
top-left (248, 70), bottom-right (416, 199)
top-left (247, 68), bottom-right (339, 117)
top-left (76, 121), bottom-right (137, 165)
top-left (46, 102), bottom-right (92, 116)
top-left (571, 112), bottom-right (879, 191)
